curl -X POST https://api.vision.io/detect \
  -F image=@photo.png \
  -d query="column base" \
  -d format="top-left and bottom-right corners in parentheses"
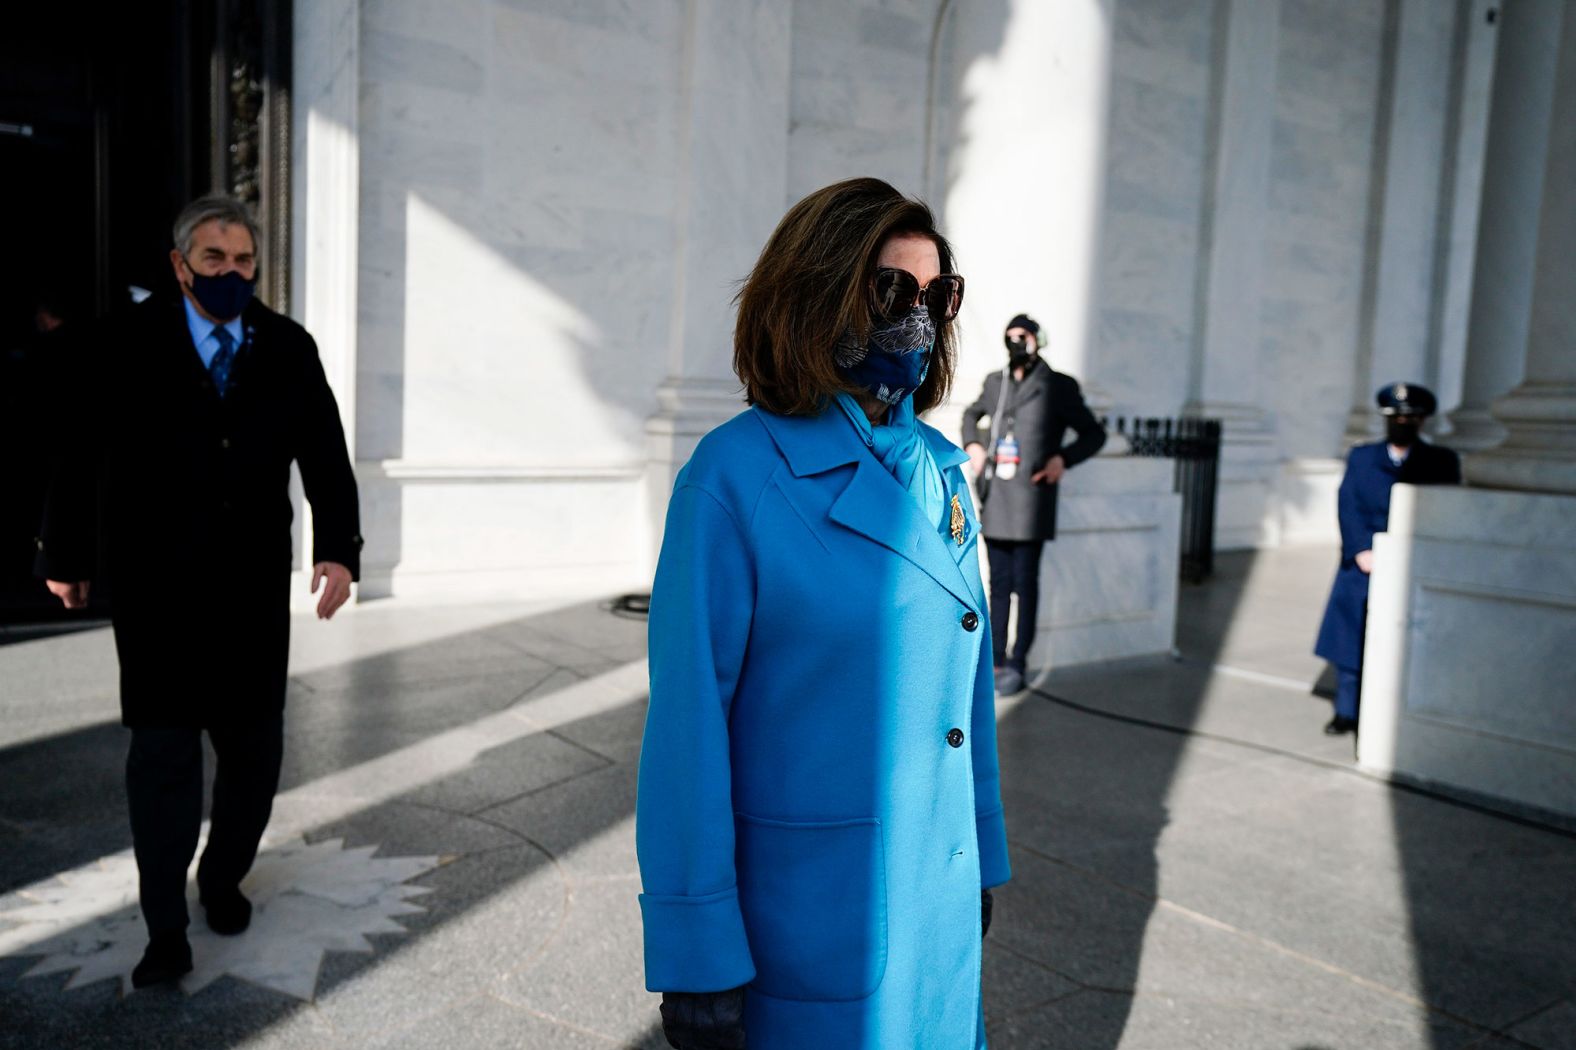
top-left (1443, 406), bottom-right (1509, 451)
top-left (1344, 404), bottom-right (1382, 446)
top-left (646, 376), bottom-right (749, 557)
top-left (1463, 380), bottom-right (1576, 495)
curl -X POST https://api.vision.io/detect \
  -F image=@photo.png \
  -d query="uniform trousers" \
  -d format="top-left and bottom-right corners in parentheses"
top-left (985, 538), bottom-right (1044, 672)
top-left (1334, 666), bottom-right (1361, 722)
top-left (126, 712), bottom-right (285, 935)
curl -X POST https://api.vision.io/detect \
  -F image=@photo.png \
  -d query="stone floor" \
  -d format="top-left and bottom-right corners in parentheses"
top-left (1, 548), bottom-right (1573, 1048)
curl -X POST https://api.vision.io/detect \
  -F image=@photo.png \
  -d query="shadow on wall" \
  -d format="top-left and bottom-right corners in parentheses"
top-left (326, 2), bottom-right (699, 594)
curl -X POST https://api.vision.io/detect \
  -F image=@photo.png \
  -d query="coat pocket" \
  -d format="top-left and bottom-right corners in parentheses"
top-left (735, 814), bottom-right (887, 1002)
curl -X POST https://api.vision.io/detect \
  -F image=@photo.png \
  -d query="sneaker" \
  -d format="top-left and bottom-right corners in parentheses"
top-left (996, 666), bottom-right (1024, 695)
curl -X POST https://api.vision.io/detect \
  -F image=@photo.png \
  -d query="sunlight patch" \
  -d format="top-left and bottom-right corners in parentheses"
top-left (0, 837), bottom-right (441, 999)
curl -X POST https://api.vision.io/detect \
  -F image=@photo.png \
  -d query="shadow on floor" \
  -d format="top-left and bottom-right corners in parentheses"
top-left (977, 551), bottom-right (1259, 1045)
top-left (0, 597), bottom-right (664, 1048)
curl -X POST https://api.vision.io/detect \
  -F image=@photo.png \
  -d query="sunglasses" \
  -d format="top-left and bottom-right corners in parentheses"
top-left (870, 267), bottom-right (965, 324)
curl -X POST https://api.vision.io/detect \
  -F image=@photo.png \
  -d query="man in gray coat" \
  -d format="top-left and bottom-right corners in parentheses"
top-left (961, 314), bottom-right (1106, 693)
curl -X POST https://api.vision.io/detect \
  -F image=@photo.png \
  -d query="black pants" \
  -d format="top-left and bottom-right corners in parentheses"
top-left (126, 713), bottom-right (284, 935)
top-left (986, 538), bottom-right (1045, 672)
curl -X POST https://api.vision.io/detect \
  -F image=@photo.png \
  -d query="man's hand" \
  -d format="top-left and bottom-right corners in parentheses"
top-left (311, 562), bottom-right (353, 620)
top-left (1355, 550), bottom-right (1375, 574)
top-left (1031, 454), bottom-right (1066, 485)
top-left (46, 580), bottom-right (91, 609)
top-left (965, 442), bottom-right (988, 478)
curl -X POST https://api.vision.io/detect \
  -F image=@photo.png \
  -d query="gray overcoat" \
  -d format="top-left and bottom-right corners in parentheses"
top-left (959, 359), bottom-right (1106, 542)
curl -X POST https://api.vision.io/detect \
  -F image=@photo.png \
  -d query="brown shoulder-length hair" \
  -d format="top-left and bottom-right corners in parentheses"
top-left (733, 177), bottom-right (959, 417)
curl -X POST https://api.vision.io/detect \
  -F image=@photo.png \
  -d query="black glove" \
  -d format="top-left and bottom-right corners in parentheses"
top-left (982, 888), bottom-right (994, 939)
top-left (660, 987), bottom-right (746, 1050)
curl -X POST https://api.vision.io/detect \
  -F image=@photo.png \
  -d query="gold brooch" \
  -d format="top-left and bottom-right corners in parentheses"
top-left (950, 494), bottom-right (966, 546)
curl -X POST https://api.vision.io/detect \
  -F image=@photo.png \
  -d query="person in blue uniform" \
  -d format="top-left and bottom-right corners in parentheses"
top-left (638, 178), bottom-right (1010, 1049)
top-left (1315, 383), bottom-right (1459, 736)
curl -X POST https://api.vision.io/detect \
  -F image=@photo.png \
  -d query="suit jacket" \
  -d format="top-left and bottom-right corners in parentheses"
top-left (959, 359), bottom-right (1106, 541)
top-left (1314, 440), bottom-right (1460, 670)
top-left (35, 292), bottom-right (361, 727)
top-left (637, 404), bottom-right (1009, 1049)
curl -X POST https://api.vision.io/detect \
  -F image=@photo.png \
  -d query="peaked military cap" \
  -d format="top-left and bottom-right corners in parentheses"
top-left (1376, 381), bottom-right (1437, 417)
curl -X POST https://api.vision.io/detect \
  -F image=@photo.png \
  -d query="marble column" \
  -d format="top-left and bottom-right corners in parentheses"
top-left (1344, 0), bottom-right (1464, 444)
top-left (1465, 1), bottom-right (1576, 493)
top-left (290, 0), bottom-right (360, 604)
top-left (1429, 0), bottom-right (1500, 436)
top-left (645, 0), bottom-right (792, 555)
top-left (1185, 0), bottom-right (1281, 549)
top-left (1447, 0), bottom-right (1562, 450)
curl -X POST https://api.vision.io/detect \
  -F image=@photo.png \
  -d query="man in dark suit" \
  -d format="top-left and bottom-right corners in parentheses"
top-left (37, 195), bottom-right (362, 987)
top-left (961, 314), bottom-right (1106, 694)
top-left (1315, 382), bottom-right (1459, 737)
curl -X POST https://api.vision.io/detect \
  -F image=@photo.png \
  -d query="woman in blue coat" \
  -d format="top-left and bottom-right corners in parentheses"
top-left (637, 178), bottom-right (1011, 1049)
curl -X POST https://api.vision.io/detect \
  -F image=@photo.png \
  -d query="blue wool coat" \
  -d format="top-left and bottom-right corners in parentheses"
top-left (1314, 440), bottom-right (1461, 670)
top-left (637, 404), bottom-right (1012, 1050)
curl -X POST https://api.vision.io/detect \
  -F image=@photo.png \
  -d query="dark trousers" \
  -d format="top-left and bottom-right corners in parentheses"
top-left (985, 538), bottom-right (1045, 672)
top-left (126, 713), bottom-right (284, 935)
top-left (1335, 665), bottom-right (1361, 722)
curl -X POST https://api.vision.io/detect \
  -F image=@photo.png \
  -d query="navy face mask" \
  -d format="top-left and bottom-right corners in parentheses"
top-left (183, 258), bottom-right (256, 321)
top-left (835, 306), bottom-right (935, 406)
top-left (1386, 420), bottom-right (1421, 447)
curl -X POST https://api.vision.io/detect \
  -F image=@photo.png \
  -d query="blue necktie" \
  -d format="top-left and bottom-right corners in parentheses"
top-left (210, 326), bottom-right (236, 397)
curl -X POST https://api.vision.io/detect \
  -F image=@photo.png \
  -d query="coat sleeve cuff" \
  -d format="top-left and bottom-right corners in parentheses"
top-left (639, 885), bottom-right (756, 993)
top-left (976, 805), bottom-right (1011, 888)
top-left (310, 534), bottom-right (364, 582)
top-left (33, 544), bottom-right (90, 583)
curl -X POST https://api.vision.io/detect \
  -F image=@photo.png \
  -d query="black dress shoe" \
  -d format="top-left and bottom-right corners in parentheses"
top-left (1323, 715), bottom-right (1358, 736)
top-left (132, 933), bottom-right (193, 989)
top-left (200, 885), bottom-right (252, 935)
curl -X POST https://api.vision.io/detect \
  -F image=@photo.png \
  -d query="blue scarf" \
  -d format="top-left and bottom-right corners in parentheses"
top-left (835, 392), bottom-right (949, 532)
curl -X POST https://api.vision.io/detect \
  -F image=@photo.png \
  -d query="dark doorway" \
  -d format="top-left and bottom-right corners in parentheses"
top-left (0, 1), bottom-right (290, 622)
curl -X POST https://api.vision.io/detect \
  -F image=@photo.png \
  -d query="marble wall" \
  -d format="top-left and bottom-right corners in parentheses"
top-left (292, 0), bottom-right (1507, 607)
top-left (786, 0), bottom-right (936, 202)
top-left (1091, 0), bottom-right (1213, 419)
top-left (1261, 0), bottom-right (1388, 461)
top-left (352, 0), bottom-right (690, 596)
top-left (1360, 485), bottom-right (1576, 817)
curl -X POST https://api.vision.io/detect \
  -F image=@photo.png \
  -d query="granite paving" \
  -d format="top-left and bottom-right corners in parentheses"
top-left (0, 554), bottom-right (1571, 1048)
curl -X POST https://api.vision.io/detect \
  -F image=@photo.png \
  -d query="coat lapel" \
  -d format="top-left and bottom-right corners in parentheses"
top-left (827, 458), bottom-right (980, 613)
top-left (755, 406), bottom-right (982, 613)
top-left (921, 427), bottom-right (989, 609)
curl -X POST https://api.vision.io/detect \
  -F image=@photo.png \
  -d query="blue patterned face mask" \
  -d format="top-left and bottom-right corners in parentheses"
top-left (835, 306), bottom-right (935, 405)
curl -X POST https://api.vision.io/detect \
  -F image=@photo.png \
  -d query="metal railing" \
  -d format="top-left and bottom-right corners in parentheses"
top-left (1102, 416), bottom-right (1223, 583)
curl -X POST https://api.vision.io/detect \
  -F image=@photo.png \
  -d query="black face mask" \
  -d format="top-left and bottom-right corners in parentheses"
top-left (183, 258), bottom-right (256, 321)
top-left (1386, 420), bottom-right (1421, 447)
top-left (1005, 335), bottom-right (1035, 370)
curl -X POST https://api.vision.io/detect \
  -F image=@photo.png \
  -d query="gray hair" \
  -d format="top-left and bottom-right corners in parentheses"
top-left (172, 194), bottom-right (261, 257)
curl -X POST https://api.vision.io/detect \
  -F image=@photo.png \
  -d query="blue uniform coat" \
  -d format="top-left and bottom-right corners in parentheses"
top-left (1314, 440), bottom-right (1460, 670)
top-left (637, 404), bottom-right (1011, 1050)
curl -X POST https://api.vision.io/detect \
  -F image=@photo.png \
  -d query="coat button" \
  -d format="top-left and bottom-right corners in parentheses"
top-left (961, 611), bottom-right (979, 632)
top-left (947, 728), bottom-right (965, 748)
